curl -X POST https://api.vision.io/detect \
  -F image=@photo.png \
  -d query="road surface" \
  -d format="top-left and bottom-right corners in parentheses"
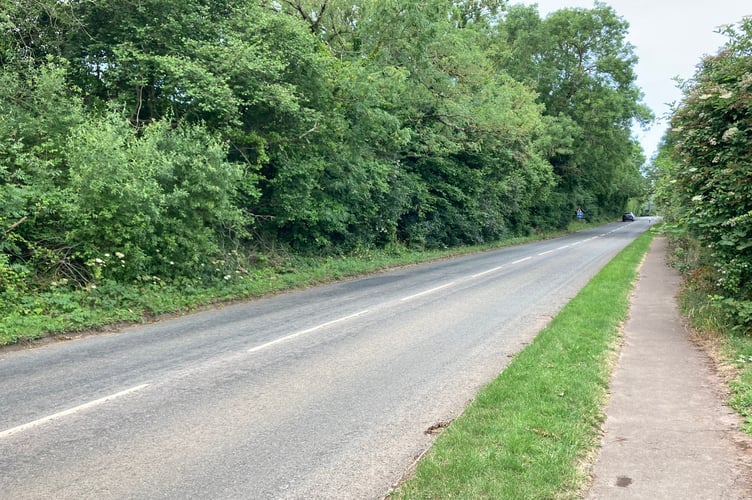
top-left (0, 220), bottom-right (650, 499)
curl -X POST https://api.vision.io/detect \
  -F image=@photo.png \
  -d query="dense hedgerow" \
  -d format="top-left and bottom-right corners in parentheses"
top-left (655, 17), bottom-right (752, 332)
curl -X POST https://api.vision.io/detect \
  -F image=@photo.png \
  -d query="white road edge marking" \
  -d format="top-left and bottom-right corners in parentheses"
top-left (400, 282), bottom-right (456, 302)
top-left (248, 310), bottom-right (370, 354)
top-left (512, 256), bottom-right (532, 265)
top-left (537, 250), bottom-right (555, 256)
top-left (0, 383), bottom-right (150, 439)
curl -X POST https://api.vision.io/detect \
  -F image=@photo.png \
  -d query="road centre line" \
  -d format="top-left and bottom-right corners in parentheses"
top-left (2, 228), bottom-right (615, 440)
top-left (247, 310), bottom-right (370, 354)
top-left (472, 266), bottom-right (505, 278)
top-left (512, 256), bottom-right (532, 265)
top-left (400, 282), bottom-right (457, 302)
top-left (0, 384), bottom-right (150, 440)
top-left (250, 230), bottom-right (607, 354)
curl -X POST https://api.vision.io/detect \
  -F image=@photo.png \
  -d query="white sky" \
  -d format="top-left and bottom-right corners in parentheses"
top-left (515, 1), bottom-right (751, 162)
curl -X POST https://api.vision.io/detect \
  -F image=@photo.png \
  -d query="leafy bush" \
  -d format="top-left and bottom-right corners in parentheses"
top-left (63, 113), bottom-right (253, 283)
top-left (663, 18), bottom-right (752, 332)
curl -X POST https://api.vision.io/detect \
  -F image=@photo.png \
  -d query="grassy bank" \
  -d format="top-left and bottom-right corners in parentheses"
top-left (661, 233), bottom-right (752, 435)
top-left (2, 223), bottom-right (604, 346)
top-left (677, 274), bottom-right (752, 435)
top-left (392, 228), bottom-right (656, 499)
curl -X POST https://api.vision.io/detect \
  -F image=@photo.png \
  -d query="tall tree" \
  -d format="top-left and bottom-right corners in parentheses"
top-left (273, 0), bottom-right (553, 247)
top-left (494, 3), bottom-right (651, 226)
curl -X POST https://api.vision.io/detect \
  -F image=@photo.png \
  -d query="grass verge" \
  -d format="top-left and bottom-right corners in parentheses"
top-left (726, 335), bottom-right (752, 434)
top-left (0, 220), bottom-right (611, 347)
top-left (678, 281), bottom-right (752, 434)
top-left (391, 228), bottom-right (656, 499)
top-left (665, 232), bottom-right (752, 435)
top-left (0, 230), bottom-right (575, 346)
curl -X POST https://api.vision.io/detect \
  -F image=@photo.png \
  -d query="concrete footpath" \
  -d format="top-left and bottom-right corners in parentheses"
top-left (586, 237), bottom-right (752, 499)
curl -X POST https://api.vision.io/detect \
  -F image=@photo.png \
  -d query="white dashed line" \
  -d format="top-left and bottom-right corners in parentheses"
top-left (248, 310), bottom-right (370, 354)
top-left (0, 384), bottom-right (150, 439)
top-left (472, 266), bottom-right (505, 278)
top-left (249, 230), bottom-right (609, 355)
top-left (512, 256), bottom-right (532, 265)
top-left (400, 282), bottom-right (457, 302)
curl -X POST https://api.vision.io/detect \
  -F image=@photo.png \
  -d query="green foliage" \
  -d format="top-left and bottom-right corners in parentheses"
top-left (495, 3), bottom-right (652, 226)
top-left (0, 59), bottom-right (87, 286)
top-left (726, 332), bottom-right (752, 433)
top-left (0, 251), bottom-right (28, 309)
top-left (0, 0), bottom-right (78, 66)
top-left (658, 17), bottom-right (752, 332)
top-left (1, 0), bottom-right (657, 336)
top-left (62, 114), bottom-right (250, 282)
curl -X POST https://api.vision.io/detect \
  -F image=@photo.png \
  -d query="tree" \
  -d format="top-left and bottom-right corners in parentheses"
top-left (1, 1), bottom-right (258, 284)
top-left (494, 3), bottom-right (652, 226)
top-left (323, 1), bottom-right (551, 246)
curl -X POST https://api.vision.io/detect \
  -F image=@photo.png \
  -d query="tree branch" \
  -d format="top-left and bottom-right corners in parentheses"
top-left (5, 216), bottom-right (27, 234)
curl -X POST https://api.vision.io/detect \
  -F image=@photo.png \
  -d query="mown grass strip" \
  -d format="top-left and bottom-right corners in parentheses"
top-left (392, 229), bottom-right (656, 499)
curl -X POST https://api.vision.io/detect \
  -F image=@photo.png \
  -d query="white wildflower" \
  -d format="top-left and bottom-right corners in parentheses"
top-left (722, 127), bottom-right (739, 141)
top-left (741, 73), bottom-right (752, 89)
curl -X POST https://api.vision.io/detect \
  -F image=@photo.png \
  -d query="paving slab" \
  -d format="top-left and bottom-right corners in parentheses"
top-left (586, 236), bottom-right (752, 500)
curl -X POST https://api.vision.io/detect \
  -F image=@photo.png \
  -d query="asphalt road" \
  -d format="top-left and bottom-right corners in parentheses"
top-left (0, 219), bottom-right (651, 499)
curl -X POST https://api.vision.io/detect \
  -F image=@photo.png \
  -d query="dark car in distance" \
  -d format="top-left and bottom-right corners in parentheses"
top-left (622, 212), bottom-right (635, 222)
